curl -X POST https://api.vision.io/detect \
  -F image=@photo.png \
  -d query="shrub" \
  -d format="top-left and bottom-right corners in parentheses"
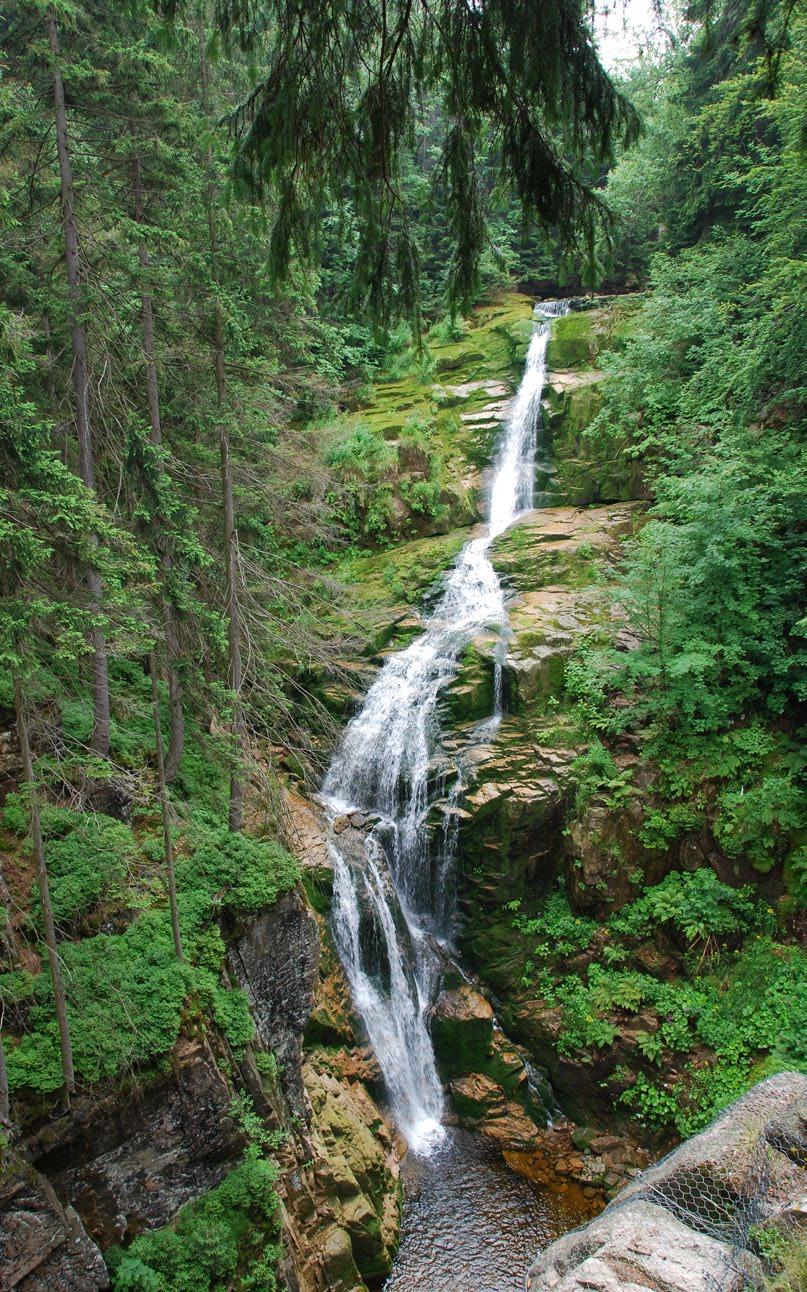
top-left (610, 868), bottom-right (760, 949)
top-left (513, 887), bottom-right (596, 957)
top-left (33, 808), bottom-right (136, 928)
top-left (4, 823), bottom-right (299, 1092)
top-left (181, 826), bottom-right (300, 917)
top-left (110, 1151), bottom-right (281, 1292)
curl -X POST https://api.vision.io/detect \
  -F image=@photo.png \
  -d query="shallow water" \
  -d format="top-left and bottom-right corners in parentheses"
top-left (384, 1128), bottom-right (591, 1292)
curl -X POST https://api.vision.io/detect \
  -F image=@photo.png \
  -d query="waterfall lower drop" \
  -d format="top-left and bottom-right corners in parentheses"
top-left (322, 301), bottom-right (567, 1155)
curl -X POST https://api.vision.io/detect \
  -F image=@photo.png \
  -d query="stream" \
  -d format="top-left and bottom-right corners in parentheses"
top-left (321, 302), bottom-right (571, 1287)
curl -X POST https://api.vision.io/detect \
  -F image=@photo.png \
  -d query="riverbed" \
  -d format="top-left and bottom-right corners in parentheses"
top-left (384, 1128), bottom-right (593, 1292)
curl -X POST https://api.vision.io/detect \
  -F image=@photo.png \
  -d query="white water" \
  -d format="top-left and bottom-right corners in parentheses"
top-left (322, 301), bottom-right (566, 1153)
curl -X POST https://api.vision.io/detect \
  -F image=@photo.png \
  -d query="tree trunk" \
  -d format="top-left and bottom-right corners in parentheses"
top-left (199, 19), bottom-right (244, 832)
top-left (47, 13), bottom-right (110, 758)
top-left (149, 655), bottom-right (184, 962)
top-left (0, 1033), bottom-right (9, 1130)
top-left (14, 678), bottom-right (75, 1100)
top-left (132, 154), bottom-right (184, 781)
top-left (132, 156), bottom-right (162, 447)
top-left (218, 405), bottom-right (244, 833)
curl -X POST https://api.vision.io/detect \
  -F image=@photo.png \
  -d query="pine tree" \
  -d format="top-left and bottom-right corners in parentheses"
top-left (45, 12), bottom-right (111, 757)
top-left (164, 0), bottom-right (639, 320)
top-left (199, 13), bottom-right (246, 832)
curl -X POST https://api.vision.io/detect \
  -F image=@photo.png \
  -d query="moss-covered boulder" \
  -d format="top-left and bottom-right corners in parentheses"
top-left (546, 311), bottom-right (597, 370)
top-left (543, 298), bottom-right (647, 505)
top-left (431, 985), bottom-right (495, 1076)
top-left (304, 1063), bottom-right (401, 1286)
top-left (442, 634), bottom-right (498, 721)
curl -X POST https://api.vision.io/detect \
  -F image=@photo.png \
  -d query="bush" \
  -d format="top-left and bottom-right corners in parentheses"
top-left (325, 422), bottom-right (398, 541)
top-left (33, 808), bottom-right (136, 928)
top-left (4, 822), bottom-right (299, 1092)
top-left (110, 1151), bottom-right (281, 1292)
top-left (181, 826), bottom-right (300, 917)
top-left (610, 869), bottom-right (760, 949)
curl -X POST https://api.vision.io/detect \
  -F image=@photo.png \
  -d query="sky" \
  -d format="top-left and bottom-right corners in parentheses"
top-left (593, 0), bottom-right (669, 68)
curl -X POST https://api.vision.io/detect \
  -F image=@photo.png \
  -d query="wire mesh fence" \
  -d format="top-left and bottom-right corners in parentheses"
top-left (616, 1121), bottom-right (806, 1291)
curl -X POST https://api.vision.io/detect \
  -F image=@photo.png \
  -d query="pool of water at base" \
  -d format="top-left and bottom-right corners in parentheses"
top-left (383, 1127), bottom-right (593, 1292)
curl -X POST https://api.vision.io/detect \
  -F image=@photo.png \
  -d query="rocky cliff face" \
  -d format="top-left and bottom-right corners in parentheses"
top-left (527, 1072), bottom-right (807, 1292)
top-left (1, 875), bottom-right (401, 1292)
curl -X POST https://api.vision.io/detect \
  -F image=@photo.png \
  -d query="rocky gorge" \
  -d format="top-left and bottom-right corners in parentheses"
top-left (2, 292), bottom-right (804, 1292)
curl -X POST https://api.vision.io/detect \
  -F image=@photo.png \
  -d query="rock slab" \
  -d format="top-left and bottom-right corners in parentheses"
top-left (527, 1072), bottom-right (807, 1292)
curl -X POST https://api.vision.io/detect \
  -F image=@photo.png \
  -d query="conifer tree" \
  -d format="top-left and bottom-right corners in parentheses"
top-left (199, 13), bottom-right (246, 832)
top-left (45, 12), bottom-right (112, 757)
top-left (14, 677), bottom-right (75, 1100)
top-left (167, 0), bottom-right (640, 320)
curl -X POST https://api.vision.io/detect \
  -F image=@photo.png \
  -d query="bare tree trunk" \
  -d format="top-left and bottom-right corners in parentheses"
top-left (0, 1032), bottom-right (9, 1131)
top-left (47, 13), bottom-right (110, 758)
top-left (132, 154), bottom-right (184, 781)
top-left (14, 678), bottom-right (75, 1100)
top-left (199, 18), bottom-right (244, 832)
top-left (149, 655), bottom-right (184, 962)
top-left (132, 156), bottom-right (162, 447)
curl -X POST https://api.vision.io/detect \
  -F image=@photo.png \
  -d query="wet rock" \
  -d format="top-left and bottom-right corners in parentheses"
top-left (227, 887), bottom-right (320, 1120)
top-left (36, 1036), bottom-right (245, 1248)
top-left (305, 915), bottom-right (357, 1049)
top-left (303, 1064), bottom-right (401, 1286)
top-left (431, 985), bottom-right (494, 1076)
top-left (449, 1072), bottom-right (504, 1118)
top-left (545, 312), bottom-right (598, 370)
top-left (441, 634), bottom-right (498, 722)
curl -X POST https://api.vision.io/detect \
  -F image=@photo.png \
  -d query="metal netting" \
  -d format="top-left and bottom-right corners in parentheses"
top-left (528, 1102), bottom-right (806, 1292)
top-left (610, 1121), bottom-right (806, 1291)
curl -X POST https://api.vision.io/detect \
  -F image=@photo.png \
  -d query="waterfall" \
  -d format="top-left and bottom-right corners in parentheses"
top-left (322, 300), bottom-right (566, 1153)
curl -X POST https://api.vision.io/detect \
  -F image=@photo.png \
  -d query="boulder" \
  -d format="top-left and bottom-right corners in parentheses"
top-left (546, 312), bottom-right (597, 371)
top-left (431, 985), bottom-right (494, 1076)
top-left (527, 1073), bottom-right (807, 1292)
top-left (527, 1199), bottom-right (760, 1291)
top-left (303, 1063), bottom-right (401, 1286)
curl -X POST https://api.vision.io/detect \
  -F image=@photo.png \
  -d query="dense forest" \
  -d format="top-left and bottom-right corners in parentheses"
top-left (0, 1), bottom-right (804, 1290)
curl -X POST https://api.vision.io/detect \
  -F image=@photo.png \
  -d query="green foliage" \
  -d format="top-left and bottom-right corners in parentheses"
top-left (3, 815), bottom-right (299, 1092)
top-left (756, 1221), bottom-right (807, 1292)
top-left (212, 0), bottom-right (638, 321)
top-left (571, 739), bottom-right (634, 812)
top-left (6, 908), bottom-right (188, 1091)
top-left (181, 826), bottom-right (300, 919)
top-left (24, 807), bottom-right (136, 929)
top-left (562, 6), bottom-right (806, 910)
top-left (610, 869), bottom-right (760, 949)
top-left (513, 887), bottom-right (596, 958)
top-left (325, 423), bottom-right (397, 541)
top-left (513, 869), bottom-right (805, 1134)
top-left (109, 1150), bottom-right (280, 1292)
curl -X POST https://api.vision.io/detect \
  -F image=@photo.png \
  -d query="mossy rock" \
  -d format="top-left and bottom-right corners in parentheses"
top-left (434, 347), bottom-right (486, 373)
top-left (546, 311), bottom-right (597, 370)
top-left (553, 457), bottom-right (644, 507)
top-left (431, 986), bottom-right (495, 1077)
top-left (442, 636), bottom-right (497, 722)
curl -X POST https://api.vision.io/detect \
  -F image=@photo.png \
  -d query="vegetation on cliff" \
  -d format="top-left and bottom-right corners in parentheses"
top-left (0, 0), bottom-right (804, 1285)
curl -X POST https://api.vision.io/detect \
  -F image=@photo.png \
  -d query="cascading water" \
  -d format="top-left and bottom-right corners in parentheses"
top-left (322, 300), bottom-right (567, 1154)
